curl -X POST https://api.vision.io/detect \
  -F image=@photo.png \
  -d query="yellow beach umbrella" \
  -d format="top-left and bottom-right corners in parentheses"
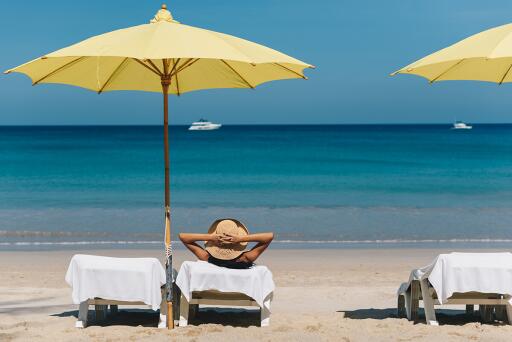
top-left (5, 4), bottom-right (313, 328)
top-left (391, 23), bottom-right (512, 84)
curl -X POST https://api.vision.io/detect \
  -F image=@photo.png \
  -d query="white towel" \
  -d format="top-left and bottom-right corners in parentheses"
top-left (402, 252), bottom-right (512, 304)
top-left (176, 261), bottom-right (275, 310)
top-left (65, 254), bottom-right (166, 310)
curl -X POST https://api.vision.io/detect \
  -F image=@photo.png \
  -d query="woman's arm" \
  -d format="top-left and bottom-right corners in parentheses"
top-left (179, 233), bottom-right (222, 244)
top-left (221, 232), bottom-right (274, 263)
top-left (178, 233), bottom-right (223, 261)
top-left (179, 231), bottom-right (275, 263)
top-left (220, 232), bottom-right (274, 244)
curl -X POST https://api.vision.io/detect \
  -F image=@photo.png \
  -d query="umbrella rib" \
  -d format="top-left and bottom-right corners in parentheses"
top-left (174, 67), bottom-right (181, 96)
top-left (165, 58), bottom-right (172, 73)
top-left (221, 59), bottom-right (254, 88)
top-left (148, 59), bottom-right (164, 75)
top-left (171, 58), bottom-right (198, 76)
top-left (32, 56), bottom-right (86, 85)
top-left (98, 57), bottom-right (129, 94)
top-left (274, 63), bottom-right (307, 80)
top-left (132, 58), bottom-right (163, 76)
top-left (169, 58), bottom-right (182, 95)
top-left (169, 58), bottom-right (181, 76)
top-left (499, 63), bottom-right (512, 85)
top-left (429, 59), bottom-right (465, 83)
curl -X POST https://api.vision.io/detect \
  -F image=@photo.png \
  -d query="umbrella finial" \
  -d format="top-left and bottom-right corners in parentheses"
top-left (150, 4), bottom-right (179, 23)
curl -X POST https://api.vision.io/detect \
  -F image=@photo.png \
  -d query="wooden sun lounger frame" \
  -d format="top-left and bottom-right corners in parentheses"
top-left (179, 290), bottom-right (271, 327)
top-left (397, 279), bottom-right (512, 325)
top-left (76, 286), bottom-right (182, 328)
top-left (76, 298), bottom-right (166, 328)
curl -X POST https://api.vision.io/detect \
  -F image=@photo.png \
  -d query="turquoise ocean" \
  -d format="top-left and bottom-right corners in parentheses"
top-left (1, 124), bottom-right (512, 249)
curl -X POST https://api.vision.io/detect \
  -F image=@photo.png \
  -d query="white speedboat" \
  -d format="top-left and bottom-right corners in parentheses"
top-left (452, 121), bottom-right (472, 130)
top-left (188, 119), bottom-right (222, 131)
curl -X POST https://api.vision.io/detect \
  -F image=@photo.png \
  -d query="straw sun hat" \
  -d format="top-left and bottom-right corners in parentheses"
top-left (205, 219), bottom-right (249, 260)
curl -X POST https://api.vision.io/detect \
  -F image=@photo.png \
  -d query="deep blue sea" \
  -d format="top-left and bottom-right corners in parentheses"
top-left (1, 124), bottom-right (512, 249)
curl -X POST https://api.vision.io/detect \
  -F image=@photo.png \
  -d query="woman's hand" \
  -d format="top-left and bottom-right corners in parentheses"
top-left (220, 233), bottom-right (242, 244)
top-left (209, 233), bottom-right (226, 246)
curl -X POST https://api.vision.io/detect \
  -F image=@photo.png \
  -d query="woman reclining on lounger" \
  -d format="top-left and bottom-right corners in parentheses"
top-left (179, 219), bottom-right (273, 269)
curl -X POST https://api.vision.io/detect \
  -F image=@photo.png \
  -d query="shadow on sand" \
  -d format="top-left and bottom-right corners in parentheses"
top-left (51, 307), bottom-right (260, 328)
top-left (340, 308), bottom-right (508, 326)
top-left (51, 309), bottom-right (160, 328)
top-left (187, 308), bottom-right (260, 327)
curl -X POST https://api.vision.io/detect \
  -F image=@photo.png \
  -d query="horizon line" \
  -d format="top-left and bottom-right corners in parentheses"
top-left (1, 122), bottom-right (512, 127)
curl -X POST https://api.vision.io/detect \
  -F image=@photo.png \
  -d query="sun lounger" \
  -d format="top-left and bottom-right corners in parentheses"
top-left (175, 261), bottom-right (275, 327)
top-left (397, 252), bottom-right (512, 325)
top-left (65, 254), bottom-right (169, 328)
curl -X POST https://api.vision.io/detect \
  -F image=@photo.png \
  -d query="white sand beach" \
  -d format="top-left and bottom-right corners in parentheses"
top-left (2, 248), bottom-right (512, 341)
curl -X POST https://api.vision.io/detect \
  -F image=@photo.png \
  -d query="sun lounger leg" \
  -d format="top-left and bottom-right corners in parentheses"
top-left (410, 281), bottom-right (420, 321)
top-left (76, 300), bottom-right (89, 328)
top-left (404, 290), bottom-right (412, 320)
top-left (158, 314), bottom-right (167, 329)
top-left (491, 305), bottom-right (498, 322)
top-left (505, 303), bottom-right (512, 325)
top-left (397, 294), bottom-right (406, 318)
top-left (420, 279), bottom-right (438, 326)
top-left (260, 306), bottom-right (270, 327)
top-left (179, 294), bottom-right (189, 327)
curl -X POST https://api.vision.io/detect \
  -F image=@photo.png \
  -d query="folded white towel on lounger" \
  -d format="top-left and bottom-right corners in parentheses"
top-left (176, 261), bottom-right (275, 310)
top-left (65, 254), bottom-right (166, 310)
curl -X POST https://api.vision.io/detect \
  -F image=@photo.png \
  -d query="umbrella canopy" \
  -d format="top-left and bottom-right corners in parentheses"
top-left (391, 23), bottom-right (512, 84)
top-left (5, 4), bottom-right (313, 329)
top-left (5, 5), bottom-right (312, 94)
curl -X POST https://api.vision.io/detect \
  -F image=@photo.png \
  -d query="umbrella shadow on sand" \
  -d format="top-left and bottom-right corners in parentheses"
top-left (340, 308), bottom-right (509, 326)
top-left (51, 308), bottom-right (260, 328)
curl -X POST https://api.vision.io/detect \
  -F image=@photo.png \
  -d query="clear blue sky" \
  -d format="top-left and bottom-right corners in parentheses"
top-left (2, 0), bottom-right (512, 125)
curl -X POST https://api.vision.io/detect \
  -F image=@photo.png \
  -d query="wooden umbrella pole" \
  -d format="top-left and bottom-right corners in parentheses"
top-left (161, 67), bottom-right (173, 329)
